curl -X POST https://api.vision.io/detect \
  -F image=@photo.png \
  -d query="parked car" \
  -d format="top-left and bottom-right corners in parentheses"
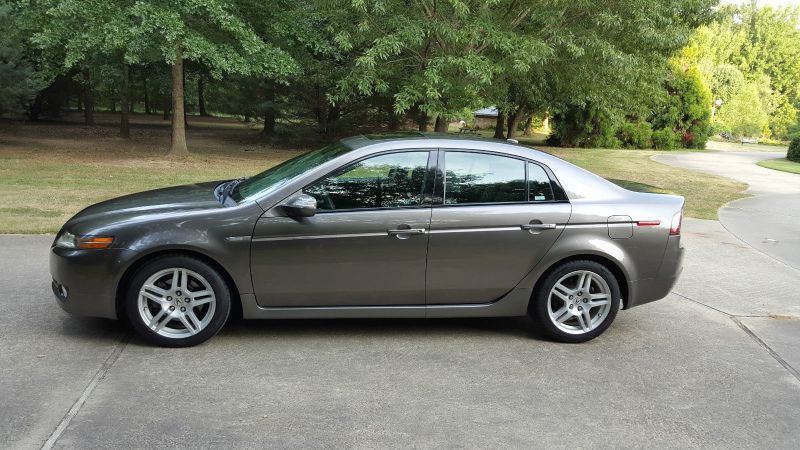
top-left (51, 133), bottom-right (684, 347)
top-left (740, 136), bottom-right (759, 144)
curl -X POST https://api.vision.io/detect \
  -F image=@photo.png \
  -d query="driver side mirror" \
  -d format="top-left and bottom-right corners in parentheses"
top-left (281, 193), bottom-right (317, 218)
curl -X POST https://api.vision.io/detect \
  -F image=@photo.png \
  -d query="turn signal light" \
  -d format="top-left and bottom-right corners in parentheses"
top-left (76, 236), bottom-right (114, 249)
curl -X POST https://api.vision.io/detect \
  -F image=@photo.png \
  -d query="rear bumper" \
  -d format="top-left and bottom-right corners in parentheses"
top-left (627, 235), bottom-right (684, 308)
top-left (49, 246), bottom-right (132, 319)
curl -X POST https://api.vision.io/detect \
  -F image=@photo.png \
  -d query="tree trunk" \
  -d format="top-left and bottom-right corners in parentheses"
top-left (198, 76), bottom-right (208, 116)
top-left (169, 49), bottom-right (189, 156)
top-left (144, 80), bottom-right (151, 115)
top-left (523, 115), bottom-right (534, 136)
top-left (493, 112), bottom-right (506, 139)
top-left (82, 69), bottom-right (95, 125)
top-left (162, 92), bottom-right (170, 120)
top-left (417, 111), bottom-right (429, 131)
top-left (434, 115), bottom-right (449, 133)
top-left (120, 62), bottom-right (130, 139)
top-left (506, 109), bottom-right (522, 140)
top-left (183, 67), bottom-right (188, 128)
top-left (387, 111), bottom-right (400, 131)
top-left (262, 82), bottom-right (276, 136)
top-left (542, 111), bottom-right (551, 134)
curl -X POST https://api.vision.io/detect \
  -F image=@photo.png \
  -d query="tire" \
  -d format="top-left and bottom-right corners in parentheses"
top-left (529, 260), bottom-right (621, 343)
top-left (125, 255), bottom-right (231, 347)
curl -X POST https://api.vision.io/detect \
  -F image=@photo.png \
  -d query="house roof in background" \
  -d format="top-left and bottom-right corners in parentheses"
top-left (473, 107), bottom-right (498, 117)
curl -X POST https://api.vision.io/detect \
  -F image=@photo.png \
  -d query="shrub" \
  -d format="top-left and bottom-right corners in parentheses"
top-left (651, 63), bottom-right (712, 149)
top-left (548, 105), bottom-right (621, 148)
top-left (788, 138), bottom-right (800, 162)
top-left (617, 121), bottom-right (653, 149)
top-left (652, 128), bottom-right (680, 150)
top-left (592, 133), bottom-right (622, 149)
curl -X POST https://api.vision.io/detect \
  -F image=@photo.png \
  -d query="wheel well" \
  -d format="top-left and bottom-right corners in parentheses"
top-left (115, 249), bottom-right (243, 321)
top-left (532, 254), bottom-right (630, 309)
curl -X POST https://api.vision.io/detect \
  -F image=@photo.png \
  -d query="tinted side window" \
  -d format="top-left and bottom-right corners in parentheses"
top-left (444, 152), bottom-right (526, 204)
top-left (528, 162), bottom-right (555, 201)
top-left (304, 152), bottom-right (429, 210)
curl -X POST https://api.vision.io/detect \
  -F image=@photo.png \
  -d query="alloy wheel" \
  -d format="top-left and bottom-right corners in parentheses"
top-left (137, 268), bottom-right (217, 339)
top-left (547, 270), bottom-right (612, 334)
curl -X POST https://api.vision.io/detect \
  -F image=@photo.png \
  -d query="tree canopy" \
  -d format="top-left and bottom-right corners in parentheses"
top-left (3, 0), bottom-right (798, 153)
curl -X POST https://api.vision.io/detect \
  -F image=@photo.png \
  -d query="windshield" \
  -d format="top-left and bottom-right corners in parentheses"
top-left (230, 142), bottom-right (353, 203)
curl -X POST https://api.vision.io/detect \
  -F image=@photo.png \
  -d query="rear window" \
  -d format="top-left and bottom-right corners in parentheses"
top-left (443, 152), bottom-right (527, 204)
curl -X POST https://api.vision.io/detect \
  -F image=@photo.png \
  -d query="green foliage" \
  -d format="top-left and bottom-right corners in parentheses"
top-left (0, 4), bottom-right (45, 115)
top-left (710, 64), bottom-right (744, 104)
top-left (682, 4), bottom-right (800, 139)
top-left (788, 138), bottom-right (800, 162)
top-left (717, 82), bottom-right (769, 138)
top-left (617, 122), bottom-right (653, 149)
top-left (652, 128), bottom-right (681, 150)
top-left (29, 0), bottom-right (298, 79)
top-left (652, 64), bottom-right (712, 149)
top-left (547, 106), bottom-right (620, 148)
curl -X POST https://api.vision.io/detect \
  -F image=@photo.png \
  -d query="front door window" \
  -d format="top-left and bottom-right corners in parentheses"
top-left (304, 152), bottom-right (430, 211)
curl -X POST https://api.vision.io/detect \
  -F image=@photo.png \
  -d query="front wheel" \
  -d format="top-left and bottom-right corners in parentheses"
top-left (125, 255), bottom-right (231, 347)
top-left (529, 260), bottom-right (621, 343)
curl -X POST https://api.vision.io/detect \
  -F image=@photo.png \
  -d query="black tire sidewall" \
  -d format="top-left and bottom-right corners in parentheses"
top-left (530, 260), bottom-right (621, 343)
top-left (125, 255), bottom-right (231, 347)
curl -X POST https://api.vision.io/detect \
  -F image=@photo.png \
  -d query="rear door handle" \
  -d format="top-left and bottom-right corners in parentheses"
top-left (520, 223), bottom-right (557, 230)
top-left (387, 228), bottom-right (426, 235)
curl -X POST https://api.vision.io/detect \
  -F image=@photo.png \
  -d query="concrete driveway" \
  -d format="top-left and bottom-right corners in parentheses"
top-left (653, 146), bottom-right (800, 269)
top-left (1, 222), bottom-right (799, 448)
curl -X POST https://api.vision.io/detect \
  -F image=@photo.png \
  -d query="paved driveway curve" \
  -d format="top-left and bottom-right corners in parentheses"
top-left (653, 148), bottom-right (800, 269)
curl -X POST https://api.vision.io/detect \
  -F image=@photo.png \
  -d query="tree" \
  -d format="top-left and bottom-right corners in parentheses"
top-left (513, 0), bottom-right (716, 145)
top-left (717, 81), bottom-right (768, 137)
top-left (0, 4), bottom-right (44, 116)
top-left (325, 0), bottom-right (553, 128)
top-left (682, 3), bottom-right (800, 139)
top-left (28, 0), bottom-right (298, 154)
top-left (652, 63), bottom-right (712, 149)
top-left (710, 64), bottom-right (745, 104)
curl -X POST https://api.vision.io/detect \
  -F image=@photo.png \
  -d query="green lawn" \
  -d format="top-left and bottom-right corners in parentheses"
top-left (757, 158), bottom-right (800, 174)
top-left (0, 117), bottom-right (747, 233)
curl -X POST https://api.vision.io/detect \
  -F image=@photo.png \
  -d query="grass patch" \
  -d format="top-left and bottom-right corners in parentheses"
top-left (0, 118), bottom-right (747, 233)
top-left (757, 158), bottom-right (800, 175)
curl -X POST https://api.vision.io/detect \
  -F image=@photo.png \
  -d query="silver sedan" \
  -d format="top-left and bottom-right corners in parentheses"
top-left (50, 133), bottom-right (684, 347)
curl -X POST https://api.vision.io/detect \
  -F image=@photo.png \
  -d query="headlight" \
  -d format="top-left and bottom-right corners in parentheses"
top-left (55, 231), bottom-right (77, 249)
top-left (55, 231), bottom-right (114, 249)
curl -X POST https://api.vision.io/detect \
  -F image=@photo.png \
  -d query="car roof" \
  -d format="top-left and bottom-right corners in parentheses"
top-left (343, 132), bottom-right (509, 149)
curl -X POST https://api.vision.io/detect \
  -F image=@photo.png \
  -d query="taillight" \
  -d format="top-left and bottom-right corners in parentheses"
top-left (669, 211), bottom-right (682, 236)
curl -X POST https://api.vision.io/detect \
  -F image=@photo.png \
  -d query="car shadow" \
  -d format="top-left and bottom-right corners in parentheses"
top-left (54, 312), bottom-right (551, 346)
top-left (219, 316), bottom-right (544, 341)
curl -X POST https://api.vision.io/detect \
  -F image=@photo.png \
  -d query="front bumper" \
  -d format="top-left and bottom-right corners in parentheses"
top-left (627, 235), bottom-right (685, 308)
top-left (49, 246), bottom-right (134, 319)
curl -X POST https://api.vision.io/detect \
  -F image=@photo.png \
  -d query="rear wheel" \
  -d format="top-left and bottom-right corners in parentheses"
top-left (530, 260), bottom-right (621, 343)
top-left (125, 255), bottom-right (231, 347)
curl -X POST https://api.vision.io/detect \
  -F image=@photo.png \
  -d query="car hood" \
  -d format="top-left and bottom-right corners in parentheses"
top-left (64, 181), bottom-right (224, 233)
